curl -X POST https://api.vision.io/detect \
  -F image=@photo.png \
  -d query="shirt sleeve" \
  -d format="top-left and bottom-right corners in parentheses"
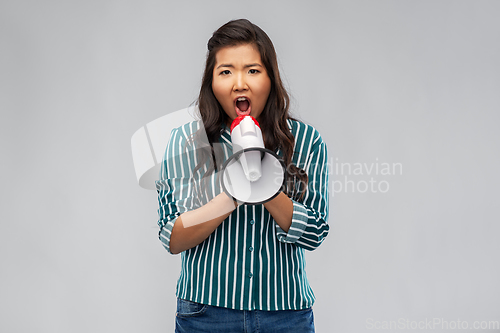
top-left (156, 126), bottom-right (198, 254)
top-left (275, 132), bottom-right (329, 251)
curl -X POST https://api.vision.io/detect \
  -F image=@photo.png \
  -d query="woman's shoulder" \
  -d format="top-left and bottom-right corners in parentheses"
top-left (286, 118), bottom-right (324, 146)
top-left (171, 120), bottom-right (201, 138)
top-left (166, 120), bottom-right (206, 154)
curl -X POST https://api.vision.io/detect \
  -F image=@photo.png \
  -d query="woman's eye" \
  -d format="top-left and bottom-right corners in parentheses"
top-left (220, 70), bottom-right (231, 75)
top-left (249, 69), bottom-right (260, 74)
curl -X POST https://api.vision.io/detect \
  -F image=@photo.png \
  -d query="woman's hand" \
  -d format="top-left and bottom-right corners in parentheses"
top-left (169, 192), bottom-right (238, 254)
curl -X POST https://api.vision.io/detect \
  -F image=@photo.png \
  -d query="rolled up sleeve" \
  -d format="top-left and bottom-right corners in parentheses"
top-left (156, 126), bottom-right (198, 254)
top-left (275, 135), bottom-right (329, 251)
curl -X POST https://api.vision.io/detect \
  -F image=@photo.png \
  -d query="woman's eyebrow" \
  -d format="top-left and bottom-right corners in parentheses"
top-left (216, 63), bottom-right (263, 69)
top-left (216, 64), bottom-right (233, 69)
top-left (244, 63), bottom-right (263, 68)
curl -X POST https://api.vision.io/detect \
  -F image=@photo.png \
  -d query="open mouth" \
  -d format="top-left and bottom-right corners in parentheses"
top-left (235, 96), bottom-right (251, 116)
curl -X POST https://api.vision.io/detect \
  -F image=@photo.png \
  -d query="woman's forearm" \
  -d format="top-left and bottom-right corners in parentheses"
top-left (169, 192), bottom-right (237, 254)
top-left (263, 191), bottom-right (293, 232)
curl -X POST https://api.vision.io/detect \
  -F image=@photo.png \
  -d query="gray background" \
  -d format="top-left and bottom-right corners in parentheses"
top-left (1, 0), bottom-right (499, 332)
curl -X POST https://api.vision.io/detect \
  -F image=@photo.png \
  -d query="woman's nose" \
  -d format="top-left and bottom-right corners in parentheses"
top-left (233, 73), bottom-right (248, 91)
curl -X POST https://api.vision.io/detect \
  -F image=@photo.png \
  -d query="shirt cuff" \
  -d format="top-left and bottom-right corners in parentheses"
top-left (159, 217), bottom-right (177, 253)
top-left (275, 199), bottom-right (309, 244)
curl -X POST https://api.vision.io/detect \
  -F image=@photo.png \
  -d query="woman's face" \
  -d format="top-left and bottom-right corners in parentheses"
top-left (212, 43), bottom-right (271, 126)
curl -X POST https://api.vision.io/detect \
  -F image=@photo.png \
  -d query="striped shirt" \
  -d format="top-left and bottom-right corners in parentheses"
top-left (156, 119), bottom-right (329, 311)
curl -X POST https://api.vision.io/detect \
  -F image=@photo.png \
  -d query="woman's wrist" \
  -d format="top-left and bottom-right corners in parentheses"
top-left (213, 192), bottom-right (240, 211)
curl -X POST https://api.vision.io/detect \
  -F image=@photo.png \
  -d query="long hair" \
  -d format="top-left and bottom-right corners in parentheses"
top-left (194, 19), bottom-right (308, 201)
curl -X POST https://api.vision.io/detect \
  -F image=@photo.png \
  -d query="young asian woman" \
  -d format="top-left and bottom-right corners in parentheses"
top-left (156, 19), bottom-right (329, 333)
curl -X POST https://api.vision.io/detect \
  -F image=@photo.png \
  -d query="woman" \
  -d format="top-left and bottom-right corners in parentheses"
top-left (157, 19), bottom-right (329, 333)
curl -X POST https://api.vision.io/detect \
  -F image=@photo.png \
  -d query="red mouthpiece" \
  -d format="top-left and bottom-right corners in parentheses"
top-left (230, 115), bottom-right (260, 133)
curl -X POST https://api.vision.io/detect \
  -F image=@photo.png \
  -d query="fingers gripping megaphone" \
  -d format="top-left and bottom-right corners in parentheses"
top-left (221, 116), bottom-right (286, 205)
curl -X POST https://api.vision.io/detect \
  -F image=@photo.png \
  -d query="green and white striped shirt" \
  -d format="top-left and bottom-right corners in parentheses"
top-left (156, 119), bottom-right (329, 311)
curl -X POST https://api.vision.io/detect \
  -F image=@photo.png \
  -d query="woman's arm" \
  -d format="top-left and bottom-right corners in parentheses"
top-left (271, 127), bottom-right (330, 251)
top-left (158, 124), bottom-right (236, 255)
top-left (263, 192), bottom-right (293, 232)
top-left (169, 192), bottom-right (237, 254)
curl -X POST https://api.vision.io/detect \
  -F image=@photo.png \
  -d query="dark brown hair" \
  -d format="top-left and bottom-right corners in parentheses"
top-left (194, 19), bottom-right (307, 201)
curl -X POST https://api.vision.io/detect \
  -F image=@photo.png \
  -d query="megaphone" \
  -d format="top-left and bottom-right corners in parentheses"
top-left (221, 116), bottom-right (286, 205)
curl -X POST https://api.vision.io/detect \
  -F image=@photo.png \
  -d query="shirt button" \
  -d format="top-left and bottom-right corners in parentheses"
top-left (249, 219), bottom-right (255, 225)
top-left (249, 247), bottom-right (254, 252)
top-left (248, 273), bottom-right (253, 278)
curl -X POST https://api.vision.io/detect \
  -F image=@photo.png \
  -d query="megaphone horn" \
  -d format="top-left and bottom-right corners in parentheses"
top-left (221, 116), bottom-right (286, 205)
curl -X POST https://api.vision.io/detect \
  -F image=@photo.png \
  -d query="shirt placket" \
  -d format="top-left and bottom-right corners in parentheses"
top-left (246, 213), bottom-right (256, 310)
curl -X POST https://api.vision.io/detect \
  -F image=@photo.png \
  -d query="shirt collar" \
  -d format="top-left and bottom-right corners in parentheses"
top-left (220, 123), bottom-right (232, 147)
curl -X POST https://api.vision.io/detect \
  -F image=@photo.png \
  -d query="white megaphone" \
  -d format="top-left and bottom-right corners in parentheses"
top-left (221, 116), bottom-right (286, 205)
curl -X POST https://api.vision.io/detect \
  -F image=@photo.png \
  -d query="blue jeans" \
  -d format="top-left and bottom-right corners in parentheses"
top-left (175, 298), bottom-right (315, 333)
